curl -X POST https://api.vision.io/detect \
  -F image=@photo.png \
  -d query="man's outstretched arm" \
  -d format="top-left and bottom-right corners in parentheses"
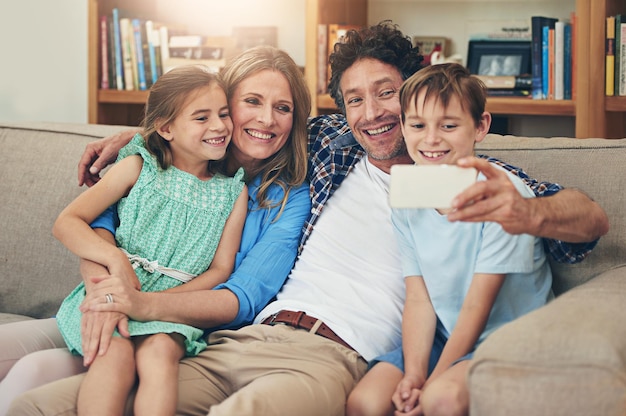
top-left (449, 156), bottom-right (609, 243)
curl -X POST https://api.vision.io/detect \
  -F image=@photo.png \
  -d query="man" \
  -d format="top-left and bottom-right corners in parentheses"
top-left (12, 22), bottom-right (607, 415)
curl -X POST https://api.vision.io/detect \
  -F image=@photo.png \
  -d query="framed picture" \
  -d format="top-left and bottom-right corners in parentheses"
top-left (467, 40), bottom-right (531, 76)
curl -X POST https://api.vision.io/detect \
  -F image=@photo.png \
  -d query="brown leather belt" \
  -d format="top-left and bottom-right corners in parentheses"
top-left (261, 310), bottom-right (354, 351)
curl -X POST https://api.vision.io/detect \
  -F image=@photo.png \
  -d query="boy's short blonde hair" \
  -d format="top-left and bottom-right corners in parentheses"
top-left (399, 63), bottom-right (488, 127)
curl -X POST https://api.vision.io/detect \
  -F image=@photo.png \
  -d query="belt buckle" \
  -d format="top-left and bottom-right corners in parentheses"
top-left (267, 312), bottom-right (279, 325)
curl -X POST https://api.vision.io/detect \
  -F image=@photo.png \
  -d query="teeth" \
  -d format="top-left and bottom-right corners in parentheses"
top-left (246, 129), bottom-right (273, 140)
top-left (422, 151), bottom-right (447, 158)
top-left (203, 138), bottom-right (225, 144)
top-left (366, 124), bottom-right (393, 135)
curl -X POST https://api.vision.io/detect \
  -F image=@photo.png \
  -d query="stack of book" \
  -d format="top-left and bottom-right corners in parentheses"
top-left (99, 8), bottom-right (228, 91)
top-left (474, 74), bottom-right (532, 97)
top-left (605, 13), bottom-right (626, 97)
top-left (530, 14), bottom-right (575, 100)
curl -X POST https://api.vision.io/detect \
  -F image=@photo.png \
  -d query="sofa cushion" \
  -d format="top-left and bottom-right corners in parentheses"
top-left (469, 265), bottom-right (626, 416)
top-left (477, 134), bottom-right (626, 294)
top-left (0, 122), bottom-right (129, 319)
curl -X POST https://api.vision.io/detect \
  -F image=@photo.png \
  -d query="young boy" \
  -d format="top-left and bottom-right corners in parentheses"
top-left (346, 63), bottom-right (554, 416)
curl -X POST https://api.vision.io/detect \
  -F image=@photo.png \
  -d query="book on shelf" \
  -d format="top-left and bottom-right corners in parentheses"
top-left (162, 57), bottom-right (226, 74)
top-left (132, 18), bottom-right (148, 90)
top-left (542, 21), bottom-right (559, 100)
top-left (145, 20), bottom-right (160, 85)
top-left (159, 25), bottom-right (170, 64)
top-left (119, 18), bottom-right (136, 91)
top-left (606, 15), bottom-right (616, 96)
top-left (563, 22), bottom-right (572, 100)
top-left (111, 8), bottom-right (124, 90)
top-left (169, 35), bottom-right (205, 47)
top-left (106, 15), bottom-right (117, 90)
top-left (531, 16), bottom-right (557, 99)
top-left (474, 74), bottom-right (532, 90)
top-left (615, 22), bottom-right (626, 96)
top-left (99, 15), bottom-right (109, 89)
top-left (554, 21), bottom-right (565, 100)
top-left (169, 46), bottom-right (224, 60)
top-left (547, 27), bottom-right (555, 99)
top-left (486, 89), bottom-right (532, 97)
top-left (615, 15), bottom-right (623, 95)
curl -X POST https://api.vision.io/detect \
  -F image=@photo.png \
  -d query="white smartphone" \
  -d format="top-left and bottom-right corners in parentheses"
top-left (389, 164), bottom-right (477, 209)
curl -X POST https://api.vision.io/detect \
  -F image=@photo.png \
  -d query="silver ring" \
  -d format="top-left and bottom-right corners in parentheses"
top-left (105, 293), bottom-right (114, 304)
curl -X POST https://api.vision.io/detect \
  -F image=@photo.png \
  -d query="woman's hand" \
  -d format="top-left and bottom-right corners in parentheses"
top-left (80, 274), bottom-right (145, 320)
top-left (80, 307), bottom-right (129, 366)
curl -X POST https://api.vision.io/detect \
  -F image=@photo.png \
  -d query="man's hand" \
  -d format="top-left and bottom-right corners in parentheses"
top-left (449, 156), bottom-right (609, 242)
top-left (78, 129), bottom-right (139, 187)
top-left (447, 156), bottom-right (536, 235)
top-left (80, 310), bottom-right (129, 366)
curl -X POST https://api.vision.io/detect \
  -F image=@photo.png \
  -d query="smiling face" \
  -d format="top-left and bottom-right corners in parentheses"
top-left (228, 69), bottom-right (294, 171)
top-left (159, 83), bottom-right (232, 178)
top-left (401, 88), bottom-right (490, 166)
top-left (340, 58), bottom-right (412, 173)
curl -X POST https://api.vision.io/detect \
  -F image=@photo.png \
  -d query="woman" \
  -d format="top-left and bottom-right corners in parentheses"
top-left (0, 45), bottom-right (312, 413)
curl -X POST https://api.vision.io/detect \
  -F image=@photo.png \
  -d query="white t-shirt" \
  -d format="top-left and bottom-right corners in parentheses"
top-left (256, 156), bottom-right (405, 361)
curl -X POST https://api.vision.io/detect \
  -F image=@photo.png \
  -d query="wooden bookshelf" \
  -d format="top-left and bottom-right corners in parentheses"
top-left (88, 0), bottom-right (626, 138)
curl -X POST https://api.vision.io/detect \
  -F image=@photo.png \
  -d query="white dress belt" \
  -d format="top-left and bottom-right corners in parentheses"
top-left (120, 248), bottom-right (196, 283)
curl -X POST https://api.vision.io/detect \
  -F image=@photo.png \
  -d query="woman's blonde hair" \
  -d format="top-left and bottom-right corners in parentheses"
top-left (220, 45), bottom-right (311, 212)
top-left (141, 65), bottom-right (227, 173)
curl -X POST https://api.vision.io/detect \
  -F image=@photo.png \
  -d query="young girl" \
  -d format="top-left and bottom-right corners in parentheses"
top-left (53, 65), bottom-right (248, 416)
top-left (347, 63), bottom-right (553, 416)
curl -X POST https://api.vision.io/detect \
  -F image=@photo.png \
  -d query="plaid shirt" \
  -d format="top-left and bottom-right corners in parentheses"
top-left (301, 114), bottom-right (597, 264)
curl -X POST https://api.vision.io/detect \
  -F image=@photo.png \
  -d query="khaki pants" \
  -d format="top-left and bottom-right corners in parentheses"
top-left (10, 324), bottom-right (368, 416)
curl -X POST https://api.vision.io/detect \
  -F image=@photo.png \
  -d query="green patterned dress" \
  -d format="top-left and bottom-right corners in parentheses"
top-left (57, 134), bottom-right (245, 356)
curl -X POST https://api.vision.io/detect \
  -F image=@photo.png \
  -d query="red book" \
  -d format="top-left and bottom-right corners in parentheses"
top-left (100, 15), bottom-right (109, 89)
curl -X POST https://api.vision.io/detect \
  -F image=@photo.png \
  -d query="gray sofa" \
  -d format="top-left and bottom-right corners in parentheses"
top-left (1, 122), bottom-right (625, 414)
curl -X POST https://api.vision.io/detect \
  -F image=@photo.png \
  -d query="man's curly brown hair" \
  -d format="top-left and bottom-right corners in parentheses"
top-left (327, 20), bottom-right (424, 112)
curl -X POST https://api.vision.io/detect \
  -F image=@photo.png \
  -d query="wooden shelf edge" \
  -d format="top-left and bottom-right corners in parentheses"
top-left (606, 96), bottom-right (626, 112)
top-left (98, 89), bottom-right (148, 104)
top-left (316, 94), bottom-right (575, 117)
top-left (486, 98), bottom-right (575, 116)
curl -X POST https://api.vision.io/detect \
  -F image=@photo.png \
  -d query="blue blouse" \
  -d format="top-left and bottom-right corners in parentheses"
top-left (91, 174), bottom-right (311, 331)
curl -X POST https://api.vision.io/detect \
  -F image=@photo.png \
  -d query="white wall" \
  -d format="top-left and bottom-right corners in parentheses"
top-left (0, 1), bottom-right (88, 123)
top-left (0, 0), bottom-right (306, 124)
top-left (0, 0), bottom-right (576, 137)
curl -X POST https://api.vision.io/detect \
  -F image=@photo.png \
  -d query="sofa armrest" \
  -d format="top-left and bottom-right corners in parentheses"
top-left (469, 266), bottom-right (626, 416)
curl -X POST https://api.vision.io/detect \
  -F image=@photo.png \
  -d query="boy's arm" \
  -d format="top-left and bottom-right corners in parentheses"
top-left (401, 275), bottom-right (437, 388)
top-left (165, 186), bottom-right (248, 293)
top-left (428, 272), bottom-right (505, 381)
top-left (393, 275), bottom-right (437, 415)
